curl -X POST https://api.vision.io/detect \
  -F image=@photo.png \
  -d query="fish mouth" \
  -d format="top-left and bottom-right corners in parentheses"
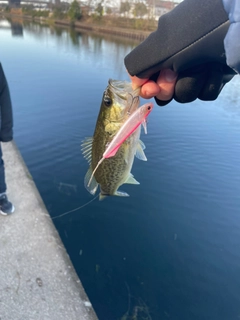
top-left (107, 79), bottom-right (140, 121)
top-left (108, 79), bottom-right (140, 101)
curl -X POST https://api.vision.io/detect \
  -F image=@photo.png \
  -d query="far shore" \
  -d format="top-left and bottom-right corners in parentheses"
top-left (3, 13), bottom-right (153, 41)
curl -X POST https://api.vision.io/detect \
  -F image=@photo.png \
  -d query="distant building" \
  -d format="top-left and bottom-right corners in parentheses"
top-left (146, 0), bottom-right (177, 18)
top-left (9, 0), bottom-right (21, 7)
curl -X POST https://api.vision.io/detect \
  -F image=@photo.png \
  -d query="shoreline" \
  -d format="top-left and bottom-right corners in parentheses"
top-left (3, 14), bottom-right (152, 40)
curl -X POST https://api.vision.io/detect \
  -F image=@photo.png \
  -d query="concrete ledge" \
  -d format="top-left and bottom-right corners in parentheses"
top-left (0, 141), bottom-right (98, 320)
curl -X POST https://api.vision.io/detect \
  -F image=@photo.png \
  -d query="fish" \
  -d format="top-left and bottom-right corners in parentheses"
top-left (87, 101), bottom-right (154, 187)
top-left (81, 79), bottom-right (152, 200)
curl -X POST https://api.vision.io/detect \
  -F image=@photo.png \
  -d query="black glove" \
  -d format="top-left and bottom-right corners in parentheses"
top-left (124, 0), bottom-right (237, 105)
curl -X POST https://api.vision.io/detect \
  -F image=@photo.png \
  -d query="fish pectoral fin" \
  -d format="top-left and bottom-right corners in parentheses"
top-left (125, 174), bottom-right (140, 185)
top-left (135, 141), bottom-right (147, 161)
top-left (114, 190), bottom-right (129, 197)
top-left (81, 137), bottom-right (93, 164)
top-left (84, 167), bottom-right (98, 195)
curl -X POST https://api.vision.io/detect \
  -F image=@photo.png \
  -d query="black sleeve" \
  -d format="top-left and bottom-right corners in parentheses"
top-left (0, 63), bottom-right (13, 142)
top-left (124, 0), bottom-right (231, 79)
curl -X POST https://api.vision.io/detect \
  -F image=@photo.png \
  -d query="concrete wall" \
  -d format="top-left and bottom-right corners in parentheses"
top-left (0, 141), bottom-right (98, 320)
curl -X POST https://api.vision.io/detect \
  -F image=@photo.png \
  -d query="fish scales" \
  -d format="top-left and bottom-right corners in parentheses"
top-left (94, 132), bottom-right (139, 194)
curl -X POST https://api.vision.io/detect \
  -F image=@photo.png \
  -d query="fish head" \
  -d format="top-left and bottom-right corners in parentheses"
top-left (100, 79), bottom-right (140, 123)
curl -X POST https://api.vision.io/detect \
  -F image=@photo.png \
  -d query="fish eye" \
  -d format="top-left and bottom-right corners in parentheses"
top-left (104, 96), bottom-right (112, 107)
top-left (104, 98), bottom-right (112, 107)
top-left (148, 106), bottom-right (151, 110)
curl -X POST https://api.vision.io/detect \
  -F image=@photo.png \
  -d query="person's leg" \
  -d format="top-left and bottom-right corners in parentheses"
top-left (0, 144), bottom-right (14, 215)
top-left (0, 145), bottom-right (6, 194)
top-left (0, 63), bottom-right (13, 142)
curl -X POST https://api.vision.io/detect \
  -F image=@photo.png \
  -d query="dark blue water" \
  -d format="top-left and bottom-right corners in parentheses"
top-left (1, 19), bottom-right (240, 320)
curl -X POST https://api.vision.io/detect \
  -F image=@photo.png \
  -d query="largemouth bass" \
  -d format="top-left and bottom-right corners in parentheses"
top-left (82, 79), bottom-right (151, 200)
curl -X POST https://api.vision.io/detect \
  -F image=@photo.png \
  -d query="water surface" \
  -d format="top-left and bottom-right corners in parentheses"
top-left (1, 19), bottom-right (240, 320)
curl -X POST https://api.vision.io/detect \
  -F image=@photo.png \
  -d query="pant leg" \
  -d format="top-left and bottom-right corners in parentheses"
top-left (0, 144), bottom-right (6, 193)
top-left (0, 63), bottom-right (13, 142)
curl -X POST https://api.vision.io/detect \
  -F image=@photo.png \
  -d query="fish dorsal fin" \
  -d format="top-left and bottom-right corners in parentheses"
top-left (81, 137), bottom-right (93, 164)
top-left (115, 190), bottom-right (129, 197)
top-left (135, 141), bottom-right (147, 161)
top-left (125, 174), bottom-right (140, 185)
top-left (84, 166), bottom-right (98, 195)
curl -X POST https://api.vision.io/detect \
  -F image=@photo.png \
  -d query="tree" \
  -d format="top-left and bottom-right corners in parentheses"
top-left (53, 5), bottom-right (66, 20)
top-left (133, 2), bottom-right (148, 17)
top-left (95, 2), bottom-right (103, 16)
top-left (68, 0), bottom-right (82, 21)
top-left (120, 1), bottom-right (131, 16)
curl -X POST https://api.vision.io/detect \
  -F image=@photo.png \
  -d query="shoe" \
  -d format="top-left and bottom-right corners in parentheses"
top-left (0, 193), bottom-right (15, 215)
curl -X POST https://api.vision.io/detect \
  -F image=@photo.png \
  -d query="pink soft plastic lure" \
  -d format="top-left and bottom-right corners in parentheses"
top-left (88, 102), bottom-right (153, 187)
top-left (104, 102), bottom-right (153, 158)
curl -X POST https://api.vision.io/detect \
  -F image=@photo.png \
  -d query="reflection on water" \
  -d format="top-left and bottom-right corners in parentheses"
top-left (0, 18), bottom-right (23, 36)
top-left (11, 20), bottom-right (23, 36)
top-left (19, 19), bottom-right (140, 51)
top-left (1, 19), bottom-right (240, 320)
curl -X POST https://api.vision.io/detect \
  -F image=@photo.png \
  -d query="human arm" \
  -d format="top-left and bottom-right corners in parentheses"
top-left (222, 0), bottom-right (240, 73)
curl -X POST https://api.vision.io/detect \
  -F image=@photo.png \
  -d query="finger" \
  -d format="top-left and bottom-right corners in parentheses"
top-left (156, 69), bottom-right (177, 101)
top-left (198, 63), bottom-right (223, 101)
top-left (174, 65), bottom-right (207, 103)
top-left (140, 80), bottom-right (161, 99)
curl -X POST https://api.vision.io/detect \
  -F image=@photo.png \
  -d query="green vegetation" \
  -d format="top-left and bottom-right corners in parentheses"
top-left (52, 6), bottom-right (66, 19)
top-left (68, 0), bottom-right (81, 21)
top-left (133, 2), bottom-right (148, 18)
top-left (2, 5), bottom-right (10, 13)
top-left (22, 6), bottom-right (50, 18)
top-left (95, 2), bottom-right (103, 17)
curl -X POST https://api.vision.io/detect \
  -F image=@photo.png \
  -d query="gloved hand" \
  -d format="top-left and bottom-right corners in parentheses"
top-left (124, 0), bottom-right (237, 106)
